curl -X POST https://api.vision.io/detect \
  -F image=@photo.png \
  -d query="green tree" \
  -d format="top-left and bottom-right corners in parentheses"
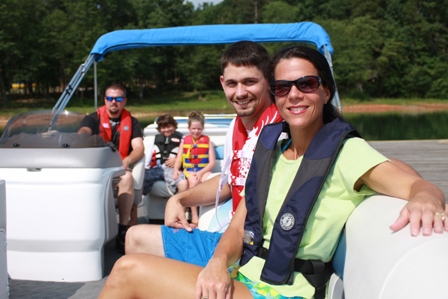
top-left (260, 1), bottom-right (298, 23)
top-left (1, 0), bottom-right (448, 103)
top-left (0, 0), bottom-right (50, 105)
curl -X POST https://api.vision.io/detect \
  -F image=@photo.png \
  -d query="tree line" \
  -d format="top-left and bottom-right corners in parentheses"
top-left (1, 0), bottom-right (447, 107)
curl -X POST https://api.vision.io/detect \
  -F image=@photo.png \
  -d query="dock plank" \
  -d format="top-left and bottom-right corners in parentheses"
top-left (369, 139), bottom-right (448, 200)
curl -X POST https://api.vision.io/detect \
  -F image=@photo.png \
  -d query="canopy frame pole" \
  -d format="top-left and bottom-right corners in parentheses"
top-left (94, 61), bottom-right (98, 111)
top-left (52, 54), bottom-right (96, 114)
top-left (49, 54), bottom-right (96, 129)
top-left (323, 45), bottom-right (341, 112)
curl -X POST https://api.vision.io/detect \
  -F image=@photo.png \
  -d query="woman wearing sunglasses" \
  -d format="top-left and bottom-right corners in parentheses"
top-left (99, 47), bottom-right (446, 299)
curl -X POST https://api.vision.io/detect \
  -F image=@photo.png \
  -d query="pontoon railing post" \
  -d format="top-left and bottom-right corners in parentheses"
top-left (94, 61), bottom-right (98, 111)
top-left (323, 45), bottom-right (342, 112)
top-left (52, 54), bottom-right (96, 114)
top-left (50, 54), bottom-right (96, 128)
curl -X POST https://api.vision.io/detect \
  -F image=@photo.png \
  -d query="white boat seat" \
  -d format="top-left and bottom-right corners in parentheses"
top-left (328, 195), bottom-right (448, 299)
top-left (327, 231), bottom-right (346, 299)
top-left (0, 180), bottom-right (9, 299)
top-left (142, 135), bottom-right (174, 222)
top-left (198, 198), bottom-right (232, 233)
top-left (132, 155), bottom-right (145, 206)
top-left (144, 181), bottom-right (174, 223)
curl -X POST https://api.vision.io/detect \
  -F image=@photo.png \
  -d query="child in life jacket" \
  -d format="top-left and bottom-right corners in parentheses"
top-left (173, 111), bottom-right (216, 224)
top-left (143, 114), bottom-right (188, 195)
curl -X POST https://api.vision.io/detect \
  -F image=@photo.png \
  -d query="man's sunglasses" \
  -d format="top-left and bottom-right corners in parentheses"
top-left (105, 96), bottom-right (126, 102)
top-left (270, 76), bottom-right (322, 97)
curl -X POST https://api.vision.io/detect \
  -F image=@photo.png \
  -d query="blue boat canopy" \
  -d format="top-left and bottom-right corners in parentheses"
top-left (53, 21), bottom-right (340, 117)
top-left (90, 22), bottom-right (333, 61)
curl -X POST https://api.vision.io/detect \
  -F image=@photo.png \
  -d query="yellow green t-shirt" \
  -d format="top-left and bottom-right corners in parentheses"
top-left (238, 137), bottom-right (388, 299)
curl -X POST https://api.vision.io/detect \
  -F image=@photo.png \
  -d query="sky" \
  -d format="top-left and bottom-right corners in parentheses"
top-left (186, 0), bottom-right (223, 8)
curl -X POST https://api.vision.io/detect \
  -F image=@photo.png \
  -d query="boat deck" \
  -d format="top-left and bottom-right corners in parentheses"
top-left (7, 139), bottom-right (448, 299)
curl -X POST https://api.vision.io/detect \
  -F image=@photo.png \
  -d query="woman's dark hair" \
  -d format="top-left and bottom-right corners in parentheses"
top-left (270, 46), bottom-right (342, 123)
top-left (156, 114), bottom-right (178, 131)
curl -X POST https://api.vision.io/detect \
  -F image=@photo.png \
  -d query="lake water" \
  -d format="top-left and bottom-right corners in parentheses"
top-left (344, 111), bottom-right (448, 141)
top-left (1, 111), bottom-right (447, 141)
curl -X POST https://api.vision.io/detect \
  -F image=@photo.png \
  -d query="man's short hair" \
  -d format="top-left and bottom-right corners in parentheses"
top-left (105, 83), bottom-right (127, 97)
top-left (220, 41), bottom-right (270, 80)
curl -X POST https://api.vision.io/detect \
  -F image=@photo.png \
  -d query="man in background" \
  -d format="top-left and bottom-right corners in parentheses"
top-left (78, 83), bottom-right (144, 253)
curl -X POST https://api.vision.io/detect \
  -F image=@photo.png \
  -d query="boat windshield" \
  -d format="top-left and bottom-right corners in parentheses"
top-left (0, 110), bottom-right (108, 148)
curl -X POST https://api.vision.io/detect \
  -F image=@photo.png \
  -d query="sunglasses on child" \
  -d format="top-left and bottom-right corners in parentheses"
top-left (270, 76), bottom-right (322, 97)
top-left (105, 96), bottom-right (126, 102)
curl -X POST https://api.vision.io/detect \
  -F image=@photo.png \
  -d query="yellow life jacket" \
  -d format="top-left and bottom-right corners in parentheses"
top-left (182, 135), bottom-right (210, 175)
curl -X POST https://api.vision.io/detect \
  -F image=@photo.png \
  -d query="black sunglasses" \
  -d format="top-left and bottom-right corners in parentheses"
top-left (105, 96), bottom-right (125, 102)
top-left (270, 76), bottom-right (322, 97)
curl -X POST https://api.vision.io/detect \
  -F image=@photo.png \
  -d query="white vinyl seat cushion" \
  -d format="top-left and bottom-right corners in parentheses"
top-left (0, 180), bottom-right (8, 299)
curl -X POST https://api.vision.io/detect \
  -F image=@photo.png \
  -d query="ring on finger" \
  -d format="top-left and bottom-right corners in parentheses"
top-left (435, 211), bottom-right (446, 221)
top-left (202, 297), bottom-right (208, 299)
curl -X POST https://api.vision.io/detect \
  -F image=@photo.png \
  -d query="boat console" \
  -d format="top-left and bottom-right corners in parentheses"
top-left (0, 110), bottom-right (125, 282)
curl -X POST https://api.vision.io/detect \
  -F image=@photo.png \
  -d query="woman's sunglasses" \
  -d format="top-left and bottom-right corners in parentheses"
top-left (105, 96), bottom-right (125, 102)
top-left (270, 76), bottom-right (322, 97)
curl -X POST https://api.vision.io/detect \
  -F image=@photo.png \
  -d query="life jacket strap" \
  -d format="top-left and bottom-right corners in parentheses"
top-left (257, 247), bottom-right (333, 299)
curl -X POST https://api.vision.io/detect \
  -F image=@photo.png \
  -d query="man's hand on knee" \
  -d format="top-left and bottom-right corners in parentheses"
top-left (164, 195), bottom-right (195, 232)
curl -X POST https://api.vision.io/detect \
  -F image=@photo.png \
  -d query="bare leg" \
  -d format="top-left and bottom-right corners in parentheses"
top-left (99, 254), bottom-right (252, 299)
top-left (177, 179), bottom-right (188, 193)
top-left (187, 172), bottom-right (199, 189)
top-left (117, 171), bottom-right (134, 226)
top-left (128, 205), bottom-right (138, 226)
top-left (125, 224), bottom-right (164, 256)
top-left (190, 206), bottom-right (199, 225)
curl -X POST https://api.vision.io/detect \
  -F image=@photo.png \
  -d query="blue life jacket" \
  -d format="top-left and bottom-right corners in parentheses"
top-left (241, 118), bottom-right (360, 299)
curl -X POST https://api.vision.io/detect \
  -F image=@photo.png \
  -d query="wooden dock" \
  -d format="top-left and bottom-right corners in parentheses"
top-left (369, 139), bottom-right (448, 201)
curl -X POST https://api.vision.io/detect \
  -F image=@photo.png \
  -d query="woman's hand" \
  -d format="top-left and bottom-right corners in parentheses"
top-left (390, 194), bottom-right (447, 236)
top-left (196, 257), bottom-right (233, 299)
top-left (360, 161), bottom-right (446, 236)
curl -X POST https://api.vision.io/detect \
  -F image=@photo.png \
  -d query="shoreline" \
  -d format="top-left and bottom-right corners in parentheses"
top-left (1, 103), bottom-right (448, 129)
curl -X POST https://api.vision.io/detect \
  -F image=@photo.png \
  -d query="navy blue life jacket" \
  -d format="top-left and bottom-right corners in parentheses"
top-left (241, 118), bottom-right (360, 298)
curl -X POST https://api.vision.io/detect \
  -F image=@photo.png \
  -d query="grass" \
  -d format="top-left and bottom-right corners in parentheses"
top-left (0, 90), bottom-right (236, 133)
top-left (1, 90), bottom-right (447, 131)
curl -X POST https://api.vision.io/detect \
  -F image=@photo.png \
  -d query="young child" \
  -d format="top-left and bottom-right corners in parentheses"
top-left (143, 114), bottom-right (187, 195)
top-left (173, 111), bottom-right (216, 224)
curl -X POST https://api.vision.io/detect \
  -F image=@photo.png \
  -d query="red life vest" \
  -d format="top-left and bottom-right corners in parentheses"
top-left (97, 106), bottom-right (132, 160)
